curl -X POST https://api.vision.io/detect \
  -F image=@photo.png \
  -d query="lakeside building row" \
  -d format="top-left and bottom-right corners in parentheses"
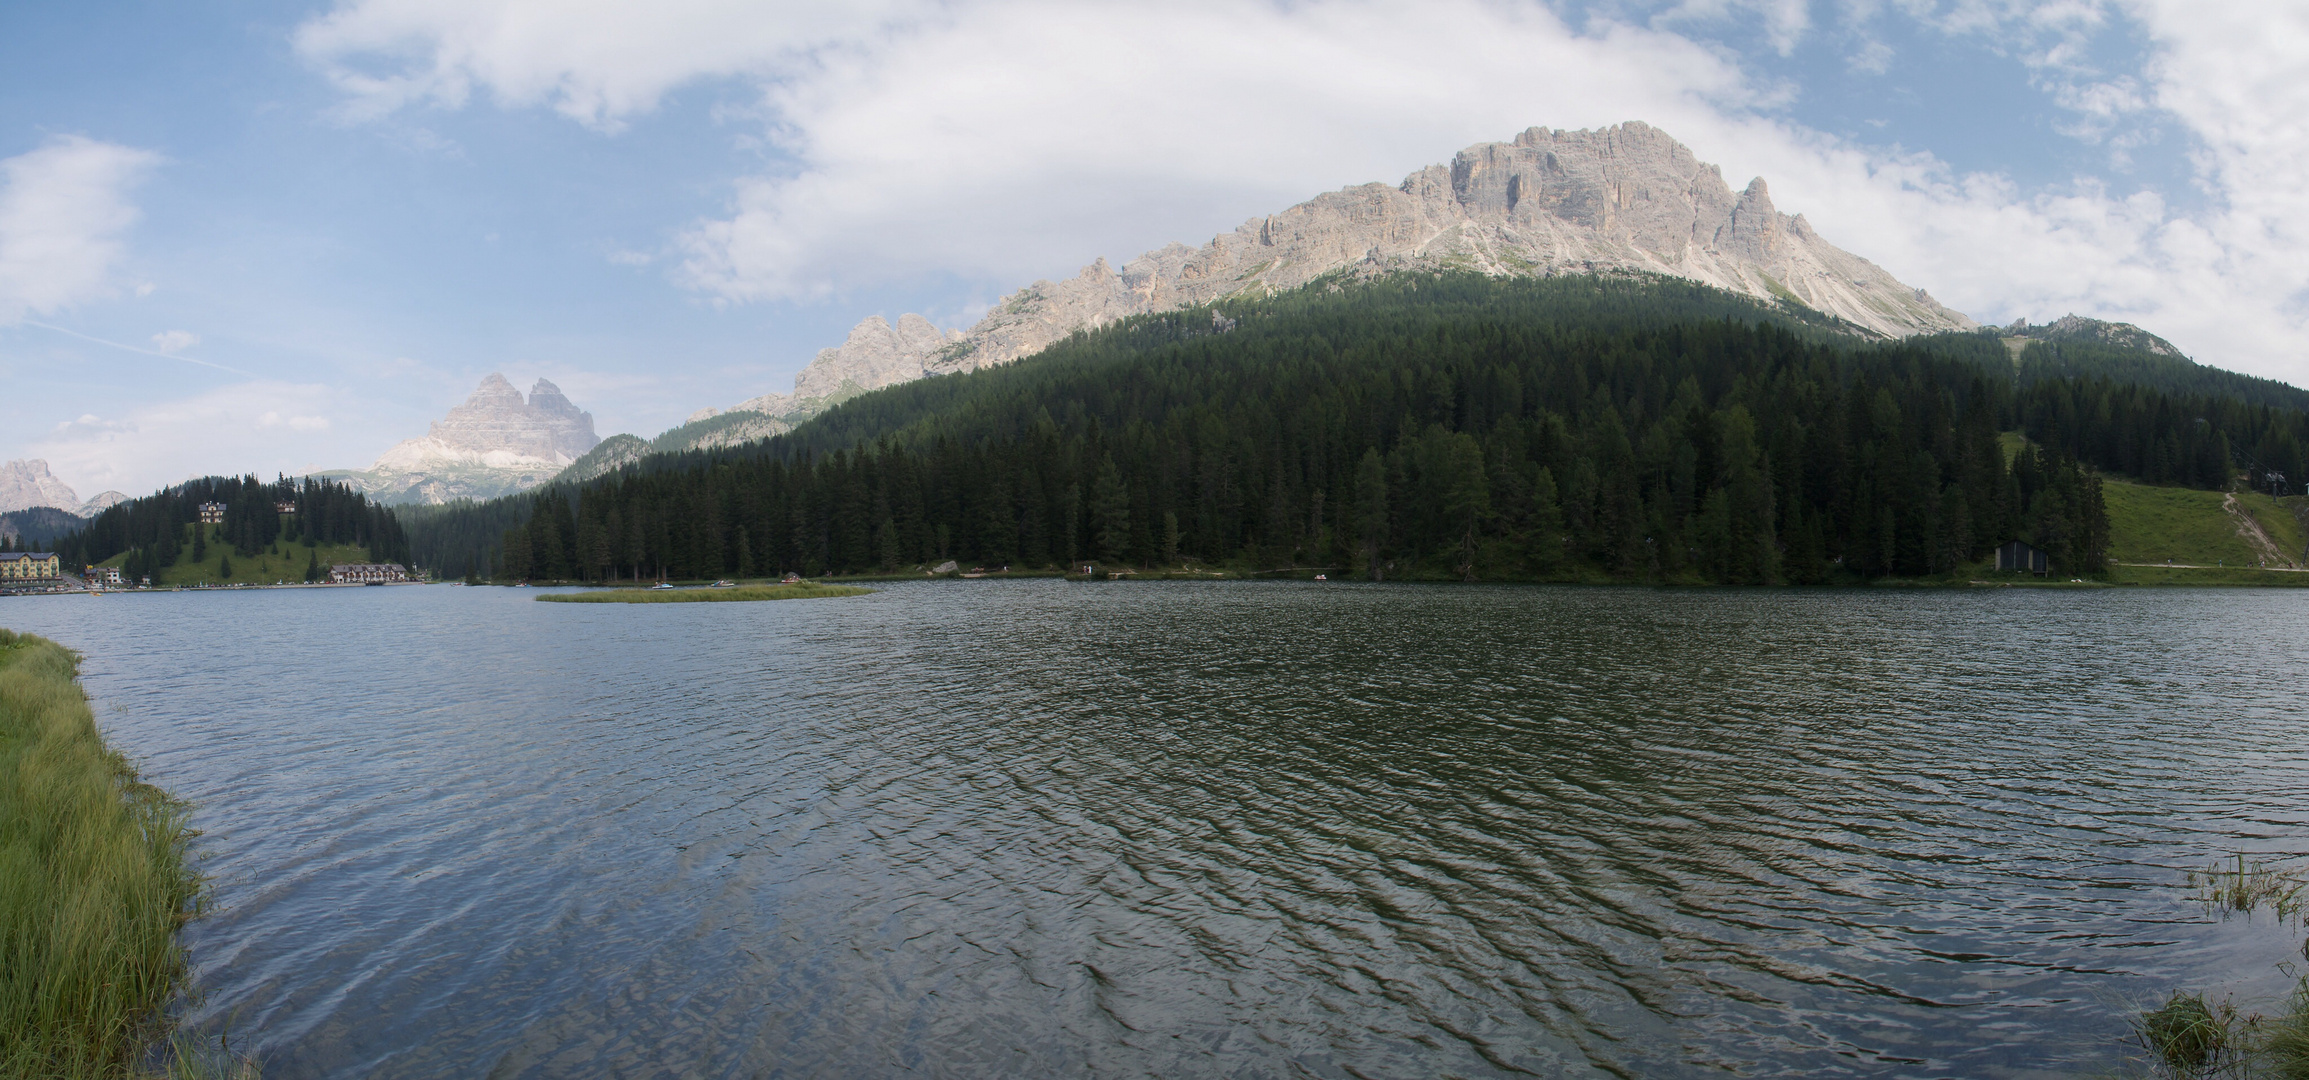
top-left (329, 563), bottom-right (411, 584)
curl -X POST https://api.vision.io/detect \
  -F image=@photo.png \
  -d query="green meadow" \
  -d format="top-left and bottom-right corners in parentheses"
top-left (2101, 479), bottom-right (2309, 585)
top-left (98, 524), bottom-right (376, 588)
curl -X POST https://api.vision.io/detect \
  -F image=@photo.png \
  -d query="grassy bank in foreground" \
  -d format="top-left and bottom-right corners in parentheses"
top-left (537, 583), bottom-right (873, 604)
top-left (0, 630), bottom-right (200, 1079)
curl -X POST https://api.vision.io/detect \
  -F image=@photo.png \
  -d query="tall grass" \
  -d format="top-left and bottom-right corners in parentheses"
top-left (0, 629), bottom-right (202, 1079)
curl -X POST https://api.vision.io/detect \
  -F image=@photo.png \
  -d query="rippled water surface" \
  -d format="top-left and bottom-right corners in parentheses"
top-left (6, 582), bottom-right (2308, 1077)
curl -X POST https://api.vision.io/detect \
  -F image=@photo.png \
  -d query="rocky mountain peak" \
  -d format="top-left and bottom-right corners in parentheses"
top-left (419, 373), bottom-right (601, 462)
top-left (466, 372), bottom-right (524, 408)
top-left (2006, 314), bottom-right (2185, 358)
top-left (0, 459), bottom-right (84, 515)
top-left (329, 374), bottom-right (603, 505)
top-left (692, 121), bottom-right (1975, 445)
top-left (0, 459), bottom-right (123, 518)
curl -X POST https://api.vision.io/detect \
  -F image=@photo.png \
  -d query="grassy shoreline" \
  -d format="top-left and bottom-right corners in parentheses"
top-left (537, 582), bottom-right (873, 604)
top-left (0, 629), bottom-right (202, 1079)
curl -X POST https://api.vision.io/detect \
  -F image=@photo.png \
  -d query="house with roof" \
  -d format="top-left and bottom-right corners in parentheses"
top-left (0, 552), bottom-right (61, 582)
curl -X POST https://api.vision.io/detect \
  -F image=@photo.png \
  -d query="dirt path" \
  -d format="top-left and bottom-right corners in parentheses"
top-left (2223, 491), bottom-right (2298, 568)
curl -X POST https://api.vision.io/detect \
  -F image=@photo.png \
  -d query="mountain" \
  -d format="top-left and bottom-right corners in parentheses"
top-left (1990, 314), bottom-right (2309, 414)
top-left (553, 433), bottom-right (650, 485)
top-left (474, 273), bottom-right (2110, 587)
top-left (0, 459), bottom-right (128, 517)
top-left (326, 375), bottom-right (602, 504)
top-left (674, 121), bottom-right (1974, 446)
top-left (2005, 314), bottom-right (2183, 357)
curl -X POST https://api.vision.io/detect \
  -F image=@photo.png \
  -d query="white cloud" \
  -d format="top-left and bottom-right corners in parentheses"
top-left (30, 382), bottom-right (348, 497)
top-left (296, 0), bottom-right (2309, 381)
top-left (150, 329), bottom-right (199, 353)
top-left (678, 0), bottom-right (1764, 303)
top-left (294, 0), bottom-right (920, 129)
top-left (0, 136), bottom-right (160, 324)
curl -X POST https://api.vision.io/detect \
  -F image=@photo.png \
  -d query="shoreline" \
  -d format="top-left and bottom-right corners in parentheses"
top-left (0, 629), bottom-right (204, 1075)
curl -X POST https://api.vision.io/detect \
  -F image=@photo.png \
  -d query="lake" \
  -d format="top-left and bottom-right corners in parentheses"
top-left (4, 581), bottom-right (2305, 1077)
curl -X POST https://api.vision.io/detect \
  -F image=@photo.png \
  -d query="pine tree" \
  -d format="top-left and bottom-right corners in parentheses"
top-left (1354, 449), bottom-right (1388, 580)
top-left (1090, 458), bottom-right (1130, 564)
top-left (1527, 467), bottom-right (1564, 572)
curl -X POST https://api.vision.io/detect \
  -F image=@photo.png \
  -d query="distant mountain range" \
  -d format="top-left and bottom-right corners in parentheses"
top-left (315, 121), bottom-right (2261, 507)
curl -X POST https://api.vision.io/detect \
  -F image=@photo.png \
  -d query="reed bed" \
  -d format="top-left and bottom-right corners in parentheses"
top-left (537, 583), bottom-right (873, 604)
top-left (0, 629), bottom-right (202, 1079)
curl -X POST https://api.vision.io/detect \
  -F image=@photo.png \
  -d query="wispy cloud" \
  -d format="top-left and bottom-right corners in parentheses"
top-left (150, 329), bottom-right (199, 353)
top-left (23, 320), bottom-right (251, 376)
top-left (0, 136), bottom-right (160, 324)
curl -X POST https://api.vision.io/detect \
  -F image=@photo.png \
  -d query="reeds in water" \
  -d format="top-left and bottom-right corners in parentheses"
top-left (0, 629), bottom-right (204, 1079)
top-left (2192, 854), bottom-right (2308, 924)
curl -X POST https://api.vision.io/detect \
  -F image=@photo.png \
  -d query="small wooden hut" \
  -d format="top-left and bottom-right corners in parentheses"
top-left (1994, 539), bottom-right (2049, 575)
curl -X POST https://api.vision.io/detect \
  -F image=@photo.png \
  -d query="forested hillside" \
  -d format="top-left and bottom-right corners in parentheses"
top-left (465, 274), bottom-right (2145, 585)
top-left (57, 475), bottom-right (408, 582)
top-left (2015, 339), bottom-right (2309, 415)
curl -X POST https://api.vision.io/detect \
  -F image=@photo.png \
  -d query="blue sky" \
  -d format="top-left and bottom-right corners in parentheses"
top-left (2, 0), bottom-right (2302, 498)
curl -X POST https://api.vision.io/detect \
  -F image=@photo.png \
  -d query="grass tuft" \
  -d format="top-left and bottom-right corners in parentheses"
top-left (536, 582), bottom-right (873, 604)
top-left (2135, 992), bottom-right (2247, 1078)
top-left (0, 629), bottom-right (206, 1079)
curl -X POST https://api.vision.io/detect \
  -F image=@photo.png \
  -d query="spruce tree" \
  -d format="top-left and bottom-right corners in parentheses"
top-left (1354, 449), bottom-right (1388, 580)
top-left (1090, 458), bottom-right (1130, 564)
